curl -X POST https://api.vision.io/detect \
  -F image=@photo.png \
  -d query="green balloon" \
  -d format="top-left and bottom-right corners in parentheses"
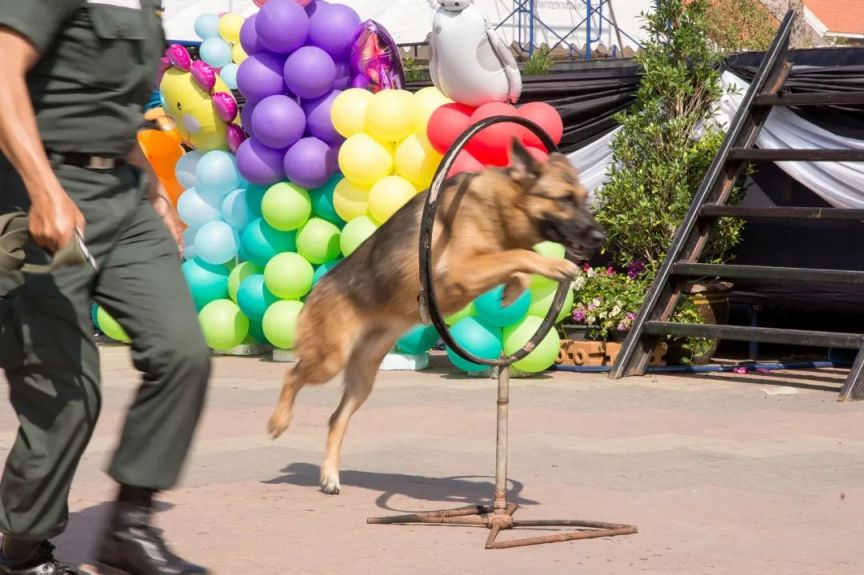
top-left (199, 299), bottom-right (249, 351)
top-left (96, 306), bottom-right (130, 343)
top-left (445, 302), bottom-right (475, 325)
top-left (533, 241), bottom-right (566, 259)
top-left (527, 281), bottom-right (575, 323)
top-left (228, 261), bottom-right (261, 302)
top-left (261, 182), bottom-right (312, 231)
top-left (503, 315), bottom-right (561, 374)
top-left (264, 252), bottom-right (314, 299)
top-left (296, 218), bottom-right (341, 265)
top-left (263, 300), bottom-right (304, 349)
top-left (339, 216), bottom-right (378, 257)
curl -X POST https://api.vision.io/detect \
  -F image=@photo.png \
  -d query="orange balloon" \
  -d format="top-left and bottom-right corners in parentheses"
top-left (137, 128), bottom-right (185, 206)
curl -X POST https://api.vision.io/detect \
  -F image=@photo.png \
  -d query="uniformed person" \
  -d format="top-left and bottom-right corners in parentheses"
top-left (0, 1), bottom-right (210, 573)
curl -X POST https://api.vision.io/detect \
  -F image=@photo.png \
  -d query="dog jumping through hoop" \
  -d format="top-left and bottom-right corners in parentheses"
top-left (268, 140), bottom-right (604, 494)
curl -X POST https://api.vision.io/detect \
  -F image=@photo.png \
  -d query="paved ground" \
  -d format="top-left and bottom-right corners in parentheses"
top-left (1, 346), bottom-right (863, 574)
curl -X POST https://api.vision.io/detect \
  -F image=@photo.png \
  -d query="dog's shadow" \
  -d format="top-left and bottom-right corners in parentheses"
top-left (264, 462), bottom-right (539, 512)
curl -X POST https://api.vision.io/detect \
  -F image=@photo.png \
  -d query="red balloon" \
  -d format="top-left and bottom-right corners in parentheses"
top-left (427, 103), bottom-right (475, 156)
top-left (447, 150), bottom-right (486, 178)
top-left (466, 102), bottom-right (524, 167)
top-left (518, 102), bottom-right (564, 149)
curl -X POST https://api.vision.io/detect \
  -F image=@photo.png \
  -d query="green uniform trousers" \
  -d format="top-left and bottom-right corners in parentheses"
top-left (0, 158), bottom-right (210, 541)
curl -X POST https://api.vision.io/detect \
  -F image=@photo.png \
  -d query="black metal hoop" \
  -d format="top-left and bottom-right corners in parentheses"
top-left (418, 115), bottom-right (571, 368)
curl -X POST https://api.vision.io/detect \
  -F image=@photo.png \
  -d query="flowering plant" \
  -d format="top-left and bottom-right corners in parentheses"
top-left (569, 262), bottom-right (651, 341)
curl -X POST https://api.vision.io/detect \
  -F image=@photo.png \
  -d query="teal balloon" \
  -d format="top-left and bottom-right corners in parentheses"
top-left (236, 274), bottom-right (278, 322)
top-left (310, 176), bottom-right (344, 225)
top-left (396, 324), bottom-right (439, 355)
top-left (91, 303), bottom-right (100, 330)
top-left (446, 317), bottom-right (503, 373)
top-left (182, 257), bottom-right (230, 310)
top-left (248, 320), bottom-right (269, 345)
top-left (240, 218), bottom-right (297, 267)
top-left (312, 258), bottom-right (342, 286)
top-left (473, 284), bottom-right (531, 327)
top-left (245, 185), bottom-right (267, 217)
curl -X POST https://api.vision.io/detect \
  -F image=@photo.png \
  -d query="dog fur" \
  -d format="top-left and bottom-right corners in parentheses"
top-left (268, 140), bottom-right (603, 494)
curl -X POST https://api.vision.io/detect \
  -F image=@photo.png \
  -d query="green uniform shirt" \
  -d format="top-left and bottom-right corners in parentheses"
top-left (0, 0), bottom-right (166, 156)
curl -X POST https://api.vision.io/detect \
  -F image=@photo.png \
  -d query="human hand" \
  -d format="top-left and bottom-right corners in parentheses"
top-left (28, 189), bottom-right (85, 254)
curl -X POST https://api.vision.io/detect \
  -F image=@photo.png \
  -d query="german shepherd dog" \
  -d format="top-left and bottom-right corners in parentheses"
top-left (268, 140), bottom-right (604, 494)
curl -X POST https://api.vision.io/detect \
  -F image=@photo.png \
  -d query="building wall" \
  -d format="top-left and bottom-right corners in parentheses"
top-left (759, 0), bottom-right (831, 47)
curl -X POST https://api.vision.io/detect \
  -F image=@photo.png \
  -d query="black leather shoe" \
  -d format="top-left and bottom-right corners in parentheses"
top-left (0, 541), bottom-right (81, 574)
top-left (96, 502), bottom-right (207, 575)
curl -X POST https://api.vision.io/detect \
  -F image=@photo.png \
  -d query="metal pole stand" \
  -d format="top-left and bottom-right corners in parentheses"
top-left (366, 116), bottom-right (638, 549)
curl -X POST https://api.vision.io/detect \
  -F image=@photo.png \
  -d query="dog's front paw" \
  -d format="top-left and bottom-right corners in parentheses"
top-left (320, 472), bottom-right (341, 495)
top-left (267, 409), bottom-right (292, 440)
top-left (540, 258), bottom-right (580, 281)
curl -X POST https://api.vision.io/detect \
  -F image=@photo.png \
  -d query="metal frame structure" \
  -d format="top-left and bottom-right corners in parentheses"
top-left (367, 116), bottom-right (637, 549)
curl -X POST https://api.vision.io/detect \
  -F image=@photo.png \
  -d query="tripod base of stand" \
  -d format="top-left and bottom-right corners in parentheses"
top-left (368, 503), bottom-right (637, 549)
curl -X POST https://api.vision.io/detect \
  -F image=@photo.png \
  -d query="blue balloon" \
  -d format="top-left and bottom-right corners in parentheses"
top-left (240, 218), bottom-right (297, 267)
top-left (194, 221), bottom-right (239, 265)
top-left (473, 284), bottom-right (531, 327)
top-left (237, 274), bottom-right (278, 322)
top-left (220, 63), bottom-right (239, 90)
top-left (222, 189), bottom-right (254, 230)
top-left (196, 150), bottom-right (240, 200)
top-left (446, 318), bottom-right (503, 373)
top-left (396, 324), bottom-right (439, 355)
top-left (175, 151), bottom-right (203, 190)
top-left (312, 258), bottom-right (342, 286)
top-left (194, 13), bottom-right (221, 40)
top-left (310, 175), bottom-right (345, 225)
top-left (200, 37), bottom-right (233, 69)
top-left (182, 257), bottom-right (230, 310)
top-left (177, 188), bottom-right (221, 228)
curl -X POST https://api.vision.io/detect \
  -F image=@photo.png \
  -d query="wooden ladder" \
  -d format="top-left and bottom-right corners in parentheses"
top-left (608, 10), bottom-right (864, 401)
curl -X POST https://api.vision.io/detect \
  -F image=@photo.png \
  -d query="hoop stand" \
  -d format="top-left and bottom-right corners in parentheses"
top-left (367, 116), bottom-right (637, 549)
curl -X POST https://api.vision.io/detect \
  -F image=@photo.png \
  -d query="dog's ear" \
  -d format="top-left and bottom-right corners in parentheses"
top-left (509, 138), bottom-right (541, 184)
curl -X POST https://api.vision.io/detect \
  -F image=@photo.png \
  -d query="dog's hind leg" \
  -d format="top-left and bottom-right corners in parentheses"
top-left (320, 325), bottom-right (400, 494)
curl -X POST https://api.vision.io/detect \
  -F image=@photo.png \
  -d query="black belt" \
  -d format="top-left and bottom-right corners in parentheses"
top-left (48, 151), bottom-right (127, 170)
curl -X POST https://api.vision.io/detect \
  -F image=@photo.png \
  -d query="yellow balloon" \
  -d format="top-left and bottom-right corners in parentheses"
top-left (368, 175), bottom-right (417, 224)
top-left (331, 89), bottom-right (373, 138)
top-left (338, 133), bottom-right (394, 187)
top-left (219, 13), bottom-right (245, 44)
top-left (413, 87), bottom-right (451, 148)
top-left (333, 178), bottom-right (370, 222)
top-left (395, 134), bottom-right (442, 190)
top-left (365, 90), bottom-right (415, 144)
top-left (232, 42), bottom-right (248, 64)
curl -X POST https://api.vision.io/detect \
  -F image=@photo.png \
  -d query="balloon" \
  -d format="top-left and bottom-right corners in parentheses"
top-left (239, 101), bottom-right (256, 132)
top-left (264, 252), bottom-right (314, 299)
top-left (221, 189), bottom-right (254, 230)
top-left (200, 37), bottom-right (233, 69)
top-left (302, 90), bottom-right (344, 147)
top-left (255, 0), bottom-right (309, 54)
top-left (330, 89), bottom-right (373, 138)
top-left (446, 317), bottom-right (502, 373)
top-left (247, 320), bottom-right (268, 344)
top-left (312, 258), bottom-right (342, 286)
top-left (534, 241), bottom-right (566, 259)
top-left (199, 299), bottom-right (249, 351)
top-left (175, 150), bottom-right (203, 189)
top-left (339, 215), bottom-right (377, 257)
top-left (219, 13), bottom-right (245, 44)
top-left (351, 20), bottom-right (405, 93)
top-left (194, 221), bottom-right (239, 265)
top-left (251, 95), bottom-right (306, 150)
top-left (427, 103), bottom-right (474, 156)
top-left (364, 90), bottom-right (415, 143)
top-left (236, 274), bottom-right (278, 322)
top-left (308, 2), bottom-right (361, 59)
top-left (239, 14), bottom-right (263, 55)
top-left (177, 188), bottom-right (221, 228)
top-left (296, 218), bottom-right (341, 265)
top-left (396, 324), bottom-right (439, 355)
top-left (232, 43), bottom-right (248, 65)
top-left (519, 102), bottom-right (564, 148)
top-left (413, 87), bottom-right (452, 142)
top-left (447, 150), bottom-right (485, 178)
top-left (283, 46), bottom-right (336, 100)
top-left (194, 14), bottom-right (221, 40)
top-left (526, 280), bottom-right (575, 323)
top-left (96, 307), bottom-right (131, 343)
top-left (236, 53), bottom-right (287, 104)
top-left (332, 178), bottom-right (369, 222)
top-left (338, 133), bottom-right (393, 187)
top-left (159, 65), bottom-right (234, 152)
top-left (182, 257), bottom-right (230, 310)
top-left (503, 315), bottom-right (561, 374)
top-left (91, 304), bottom-right (101, 330)
top-left (445, 302), bottom-right (475, 325)
top-left (182, 227), bottom-right (199, 260)
top-left (395, 134), bottom-right (442, 190)
top-left (332, 61), bottom-right (352, 91)
top-left (220, 63), bottom-right (239, 90)
top-left (228, 261), bottom-right (261, 302)
top-left (261, 182), bottom-right (311, 232)
top-left (196, 150), bottom-right (240, 198)
top-left (241, 217), bottom-right (297, 267)
top-left (368, 176), bottom-right (416, 224)
top-left (467, 102), bottom-right (523, 167)
top-left (473, 284), bottom-right (531, 327)
top-left (283, 137), bottom-right (337, 190)
top-left (245, 185), bottom-right (267, 217)
top-left (309, 175), bottom-right (343, 224)
top-left (236, 138), bottom-right (285, 185)
top-left (262, 300), bottom-right (304, 349)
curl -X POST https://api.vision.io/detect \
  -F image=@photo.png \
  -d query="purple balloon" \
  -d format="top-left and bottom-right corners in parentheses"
top-left (283, 137), bottom-right (337, 189)
top-left (352, 75), bottom-right (370, 89)
top-left (302, 90), bottom-right (344, 147)
top-left (333, 61), bottom-right (352, 90)
top-left (237, 53), bottom-right (287, 103)
top-left (240, 101), bottom-right (256, 133)
top-left (252, 95), bottom-right (306, 150)
top-left (237, 138), bottom-right (286, 186)
top-left (305, 0), bottom-right (329, 17)
top-left (283, 46), bottom-right (336, 100)
top-left (255, 0), bottom-right (309, 55)
top-left (239, 14), bottom-right (263, 55)
top-left (308, 3), bottom-right (361, 59)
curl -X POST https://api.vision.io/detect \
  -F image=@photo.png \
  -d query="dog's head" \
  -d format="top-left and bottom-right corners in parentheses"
top-left (508, 140), bottom-right (604, 261)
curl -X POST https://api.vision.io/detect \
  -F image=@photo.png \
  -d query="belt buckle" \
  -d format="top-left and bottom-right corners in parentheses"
top-left (87, 156), bottom-right (116, 170)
